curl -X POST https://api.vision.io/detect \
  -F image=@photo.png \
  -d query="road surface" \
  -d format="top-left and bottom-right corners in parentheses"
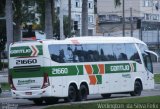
top-left (0, 84), bottom-right (160, 109)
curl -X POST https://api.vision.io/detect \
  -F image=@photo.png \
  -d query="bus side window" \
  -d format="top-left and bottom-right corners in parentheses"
top-left (48, 45), bottom-right (61, 63)
top-left (99, 44), bottom-right (115, 61)
top-left (113, 44), bottom-right (127, 61)
top-left (125, 44), bottom-right (141, 64)
top-left (143, 53), bottom-right (153, 73)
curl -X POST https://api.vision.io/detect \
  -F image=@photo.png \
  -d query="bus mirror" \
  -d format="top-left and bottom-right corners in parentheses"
top-left (145, 50), bottom-right (159, 62)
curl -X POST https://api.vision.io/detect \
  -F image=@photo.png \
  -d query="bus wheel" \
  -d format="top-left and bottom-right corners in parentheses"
top-left (33, 99), bottom-right (43, 105)
top-left (44, 97), bottom-right (58, 104)
top-left (79, 85), bottom-right (88, 101)
top-left (101, 94), bottom-right (111, 98)
top-left (68, 85), bottom-right (77, 102)
top-left (130, 80), bottom-right (142, 96)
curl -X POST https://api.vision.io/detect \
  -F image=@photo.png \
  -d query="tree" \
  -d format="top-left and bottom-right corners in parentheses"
top-left (81, 0), bottom-right (88, 36)
top-left (45, 0), bottom-right (53, 39)
top-left (5, 0), bottom-right (13, 50)
top-left (68, 0), bottom-right (71, 37)
top-left (13, 0), bottom-right (22, 42)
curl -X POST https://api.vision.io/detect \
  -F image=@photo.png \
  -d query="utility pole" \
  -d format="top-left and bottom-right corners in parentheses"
top-left (60, 0), bottom-right (64, 39)
top-left (68, 0), bottom-right (71, 37)
top-left (130, 7), bottom-right (133, 37)
top-left (122, 0), bottom-right (125, 37)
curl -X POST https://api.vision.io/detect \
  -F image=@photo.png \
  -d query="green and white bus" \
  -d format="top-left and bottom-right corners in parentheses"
top-left (9, 36), bottom-right (158, 104)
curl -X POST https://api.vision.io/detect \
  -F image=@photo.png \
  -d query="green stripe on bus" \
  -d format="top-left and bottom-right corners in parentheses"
top-left (92, 65), bottom-right (99, 74)
top-left (96, 75), bottom-right (102, 84)
top-left (105, 63), bottom-right (136, 73)
top-left (10, 45), bottom-right (43, 57)
top-left (9, 63), bottom-right (136, 78)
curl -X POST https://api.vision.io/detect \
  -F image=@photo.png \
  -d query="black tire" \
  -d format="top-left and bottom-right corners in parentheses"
top-left (130, 81), bottom-right (142, 96)
top-left (67, 85), bottom-right (77, 102)
top-left (44, 97), bottom-right (58, 104)
top-left (101, 94), bottom-right (111, 98)
top-left (33, 99), bottom-right (43, 105)
top-left (79, 85), bottom-right (88, 101)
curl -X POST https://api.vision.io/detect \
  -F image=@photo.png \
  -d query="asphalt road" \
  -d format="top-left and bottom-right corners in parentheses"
top-left (0, 84), bottom-right (160, 109)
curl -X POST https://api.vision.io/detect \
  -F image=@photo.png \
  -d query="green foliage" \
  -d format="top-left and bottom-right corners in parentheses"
top-left (35, 0), bottom-right (45, 30)
top-left (45, 96), bottom-right (160, 109)
top-left (154, 74), bottom-right (160, 83)
top-left (0, 83), bottom-right (10, 91)
top-left (0, 0), bottom-right (5, 17)
top-left (53, 15), bottom-right (74, 39)
top-left (13, 0), bottom-right (38, 24)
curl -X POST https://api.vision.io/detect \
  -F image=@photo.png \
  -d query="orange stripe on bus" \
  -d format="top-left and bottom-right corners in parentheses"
top-left (98, 64), bottom-right (105, 74)
top-left (89, 75), bottom-right (97, 85)
top-left (85, 65), bottom-right (93, 75)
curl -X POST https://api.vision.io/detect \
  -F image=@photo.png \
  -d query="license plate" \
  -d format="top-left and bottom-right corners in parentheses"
top-left (25, 92), bottom-right (32, 95)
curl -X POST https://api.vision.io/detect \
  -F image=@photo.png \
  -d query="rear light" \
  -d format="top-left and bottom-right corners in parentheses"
top-left (8, 74), bottom-right (16, 90)
top-left (41, 73), bottom-right (50, 89)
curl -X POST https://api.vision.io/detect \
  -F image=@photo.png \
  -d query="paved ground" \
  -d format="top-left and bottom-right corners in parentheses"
top-left (0, 86), bottom-right (160, 109)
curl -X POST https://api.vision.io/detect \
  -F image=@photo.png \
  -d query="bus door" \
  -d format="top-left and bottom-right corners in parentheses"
top-left (143, 50), bottom-right (158, 89)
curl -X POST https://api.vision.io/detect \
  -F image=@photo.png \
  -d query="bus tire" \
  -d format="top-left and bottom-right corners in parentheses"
top-left (79, 84), bottom-right (88, 101)
top-left (130, 80), bottom-right (142, 96)
top-left (67, 85), bottom-right (77, 102)
top-left (44, 97), bottom-right (58, 104)
top-left (101, 94), bottom-right (111, 98)
top-left (33, 99), bottom-right (43, 105)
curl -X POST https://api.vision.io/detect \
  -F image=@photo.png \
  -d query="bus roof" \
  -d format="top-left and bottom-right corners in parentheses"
top-left (11, 36), bottom-right (146, 46)
top-left (42, 36), bottom-right (146, 45)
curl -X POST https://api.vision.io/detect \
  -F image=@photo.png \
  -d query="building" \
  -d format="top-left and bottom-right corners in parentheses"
top-left (55, 0), bottom-right (96, 36)
top-left (97, 0), bottom-right (160, 56)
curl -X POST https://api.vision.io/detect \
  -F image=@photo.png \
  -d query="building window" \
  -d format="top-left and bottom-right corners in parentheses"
top-left (152, 14), bottom-right (159, 20)
top-left (88, 2), bottom-right (93, 9)
top-left (144, 0), bottom-right (153, 7)
top-left (88, 15), bottom-right (93, 23)
top-left (75, 14), bottom-right (81, 22)
top-left (145, 14), bottom-right (150, 20)
top-left (75, 0), bottom-right (80, 8)
top-left (99, 15), bottom-right (106, 22)
top-left (145, 13), bottom-right (159, 21)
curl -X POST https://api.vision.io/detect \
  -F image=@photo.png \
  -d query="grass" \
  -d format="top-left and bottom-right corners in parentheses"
top-left (154, 74), bottom-right (160, 83)
top-left (45, 96), bottom-right (160, 109)
top-left (0, 83), bottom-right (10, 90)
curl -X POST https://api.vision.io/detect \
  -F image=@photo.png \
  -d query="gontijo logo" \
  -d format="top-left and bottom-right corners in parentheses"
top-left (10, 45), bottom-right (43, 57)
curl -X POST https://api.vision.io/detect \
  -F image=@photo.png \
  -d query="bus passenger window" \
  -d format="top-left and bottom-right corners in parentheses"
top-left (48, 45), bottom-right (61, 63)
top-left (113, 44), bottom-right (127, 61)
top-left (125, 44), bottom-right (141, 64)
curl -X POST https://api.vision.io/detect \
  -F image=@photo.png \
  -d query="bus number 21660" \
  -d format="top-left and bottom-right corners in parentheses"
top-left (16, 59), bottom-right (37, 65)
